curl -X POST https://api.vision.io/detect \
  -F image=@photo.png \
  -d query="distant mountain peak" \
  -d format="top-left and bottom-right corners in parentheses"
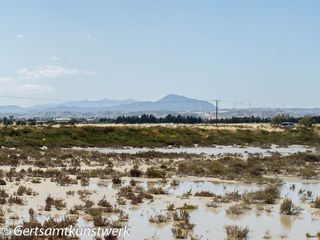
top-left (158, 94), bottom-right (193, 103)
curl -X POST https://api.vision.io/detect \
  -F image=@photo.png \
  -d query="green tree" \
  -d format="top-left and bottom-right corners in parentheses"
top-left (298, 116), bottom-right (315, 128)
top-left (271, 114), bottom-right (291, 126)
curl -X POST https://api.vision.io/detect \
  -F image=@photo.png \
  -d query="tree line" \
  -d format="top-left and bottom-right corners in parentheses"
top-left (1, 114), bottom-right (319, 126)
top-left (102, 114), bottom-right (203, 124)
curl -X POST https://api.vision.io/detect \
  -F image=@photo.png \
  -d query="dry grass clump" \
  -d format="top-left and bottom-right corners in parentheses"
top-left (17, 185), bottom-right (36, 196)
top-left (118, 210), bottom-right (129, 222)
top-left (225, 225), bottom-right (249, 240)
top-left (93, 216), bottom-right (110, 227)
top-left (28, 208), bottom-right (35, 220)
top-left (145, 167), bottom-right (166, 178)
top-left (194, 191), bottom-right (214, 197)
top-left (207, 201), bottom-right (220, 208)
top-left (97, 196), bottom-right (118, 213)
top-left (149, 213), bottom-right (170, 223)
top-left (44, 196), bottom-right (66, 211)
top-left (211, 191), bottom-right (242, 203)
top-left (226, 203), bottom-right (251, 215)
top-left (8, 195), bottom-right (24, 205)
top-left (129, 165), bottom-right (143, 177)
top-left (299, 167), bottom-right (317, 179)
top-left (84, 200), bottom-right (94, 210)
top-left (117, 185), bottom-right (153, 205)
top-left (170, 179), bottom-right (179, 187)
top-left (69, 207), bottom-right (79, 215)
top-left (148, 186), bottom-right (167, 195)
top-left (56, 175), bottom-right (78, 186)
top-left (0, 208), bottom-right (5, 223)
top-left (167, 204), bottom-right (175, 211)
top-left (173, 210), bottom-right (190, 222)
top-left (66, 190), bottom-right (75, 196)
top-left (280, 198), bottom-right (303, 215)
top-left (243, 186), bottom-right (280, 204)
top-left (171, 227), bottom-right (187, 239)
top-left (31, 178), bottom-right (41, 184)
top-left (172, 209), bottom-right (195, 239)
top-left (80, 177), bottom-right (90, 186)
top-left (87, 207), bottom-right (105, 218)
top-left (312, 197), bottom-right (320, 208)
top-left (182, 189), bottom-right (192, 199)
top-left (77, 189), bottom-right (92, 199)
top-left (112, 177), bottom-right (122, 185)
top-left (0, 188), bottom-right (9, 204)
top-left (177, 203), bottom-right (198, 210)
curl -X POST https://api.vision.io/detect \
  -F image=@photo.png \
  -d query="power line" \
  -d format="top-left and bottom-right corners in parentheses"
top-left (213, 99), bottom-right (220, 126)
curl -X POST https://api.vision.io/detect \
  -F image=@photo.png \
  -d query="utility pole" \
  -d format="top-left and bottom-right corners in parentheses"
top-left (213, 99), bottom-right (220, 126)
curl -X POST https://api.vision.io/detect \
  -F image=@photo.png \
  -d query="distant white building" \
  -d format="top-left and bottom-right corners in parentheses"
top-left (53, 117), bottom-right (71, 122)
top-left (87, 117), bottom-right (97, 122)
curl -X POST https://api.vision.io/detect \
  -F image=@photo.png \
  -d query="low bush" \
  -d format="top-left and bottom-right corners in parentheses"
top-left (225, 225), bottom-right (249, 240)
top-left (145, 167), bottom-right (166, 178)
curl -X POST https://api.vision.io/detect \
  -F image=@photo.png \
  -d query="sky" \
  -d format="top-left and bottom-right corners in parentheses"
top-left (0, 0), bottom-right (319, 108)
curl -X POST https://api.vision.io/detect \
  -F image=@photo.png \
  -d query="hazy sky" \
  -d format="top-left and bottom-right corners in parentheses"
top-left (0, 0), bottom-right (319, 107)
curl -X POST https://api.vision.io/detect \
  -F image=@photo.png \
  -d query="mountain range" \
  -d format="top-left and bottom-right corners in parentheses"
top-left (0, 94), bottom-right (215, 117)
top-left (2, 94), bottom-right (320, 119)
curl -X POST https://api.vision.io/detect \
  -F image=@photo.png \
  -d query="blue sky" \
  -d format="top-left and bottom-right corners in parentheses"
top-left (0, 0), bottom-right (319, 107)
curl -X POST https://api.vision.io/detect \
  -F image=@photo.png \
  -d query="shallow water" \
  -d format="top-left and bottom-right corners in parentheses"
top-left (83, 144), bottom-right (313, 158)
top-left (123, 180), bottom-right (320, 240)
top-left (4, 179), bottom-right (320, 240)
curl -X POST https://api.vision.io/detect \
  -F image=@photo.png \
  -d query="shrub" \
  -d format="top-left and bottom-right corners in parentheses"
top-left (112, 177), bottom-right (121, 185)
top-left (194, 191), bottom-right (214, 197)
top-left (97, 196), bottom-right (113, 212)
top-left (226, 204), bottom-right (251, 215)
top-left (129, 179), bottom-right (136, 186)
top-left (53, 199), bottom-right (66, 210)
top-left (149, 213), bottom-right (170, 223)
top-left (17, 186), bottom-right (34, 196)
top-left (172, 227), bottom-right (186, 239)
top-left (226, 205), bottom-right (244, 215)
top-left (93, 216), bottom-right (109, 227)
top-left (146, 167), bottom-right (166, 178)
top-left (148, 187), bottom-right (167, 195)
top-left (225, 225), bottom-right (249, 240)
top-left (28, 208), bottom-right (35, 218)
top-left (80, 178), bottom-right (89, 186)
top-left (129, 165), bottom-right (142, 177)
top-left (177, 203), bottom-right (198, 210)
top-left (45, 196), bottom-right (66, 210)
top-left (243, 186), bottom-right (279, 204)
top-left (170, 179), bottom-right (179, 187)
top-left (299, 168), bottom-right (317, 179)
top-left (167, 204), bottom-right (175, 211)
top-left (8, 196), bottom-right (24, 205)
top-left (312, 197), bottom-right (320, 208)
top-left (298, 116), bottom-right (315, 128)
top-left (173, 210), bottom-right (190, 222)
top-left (280, 198), bottom-right (303, 215)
